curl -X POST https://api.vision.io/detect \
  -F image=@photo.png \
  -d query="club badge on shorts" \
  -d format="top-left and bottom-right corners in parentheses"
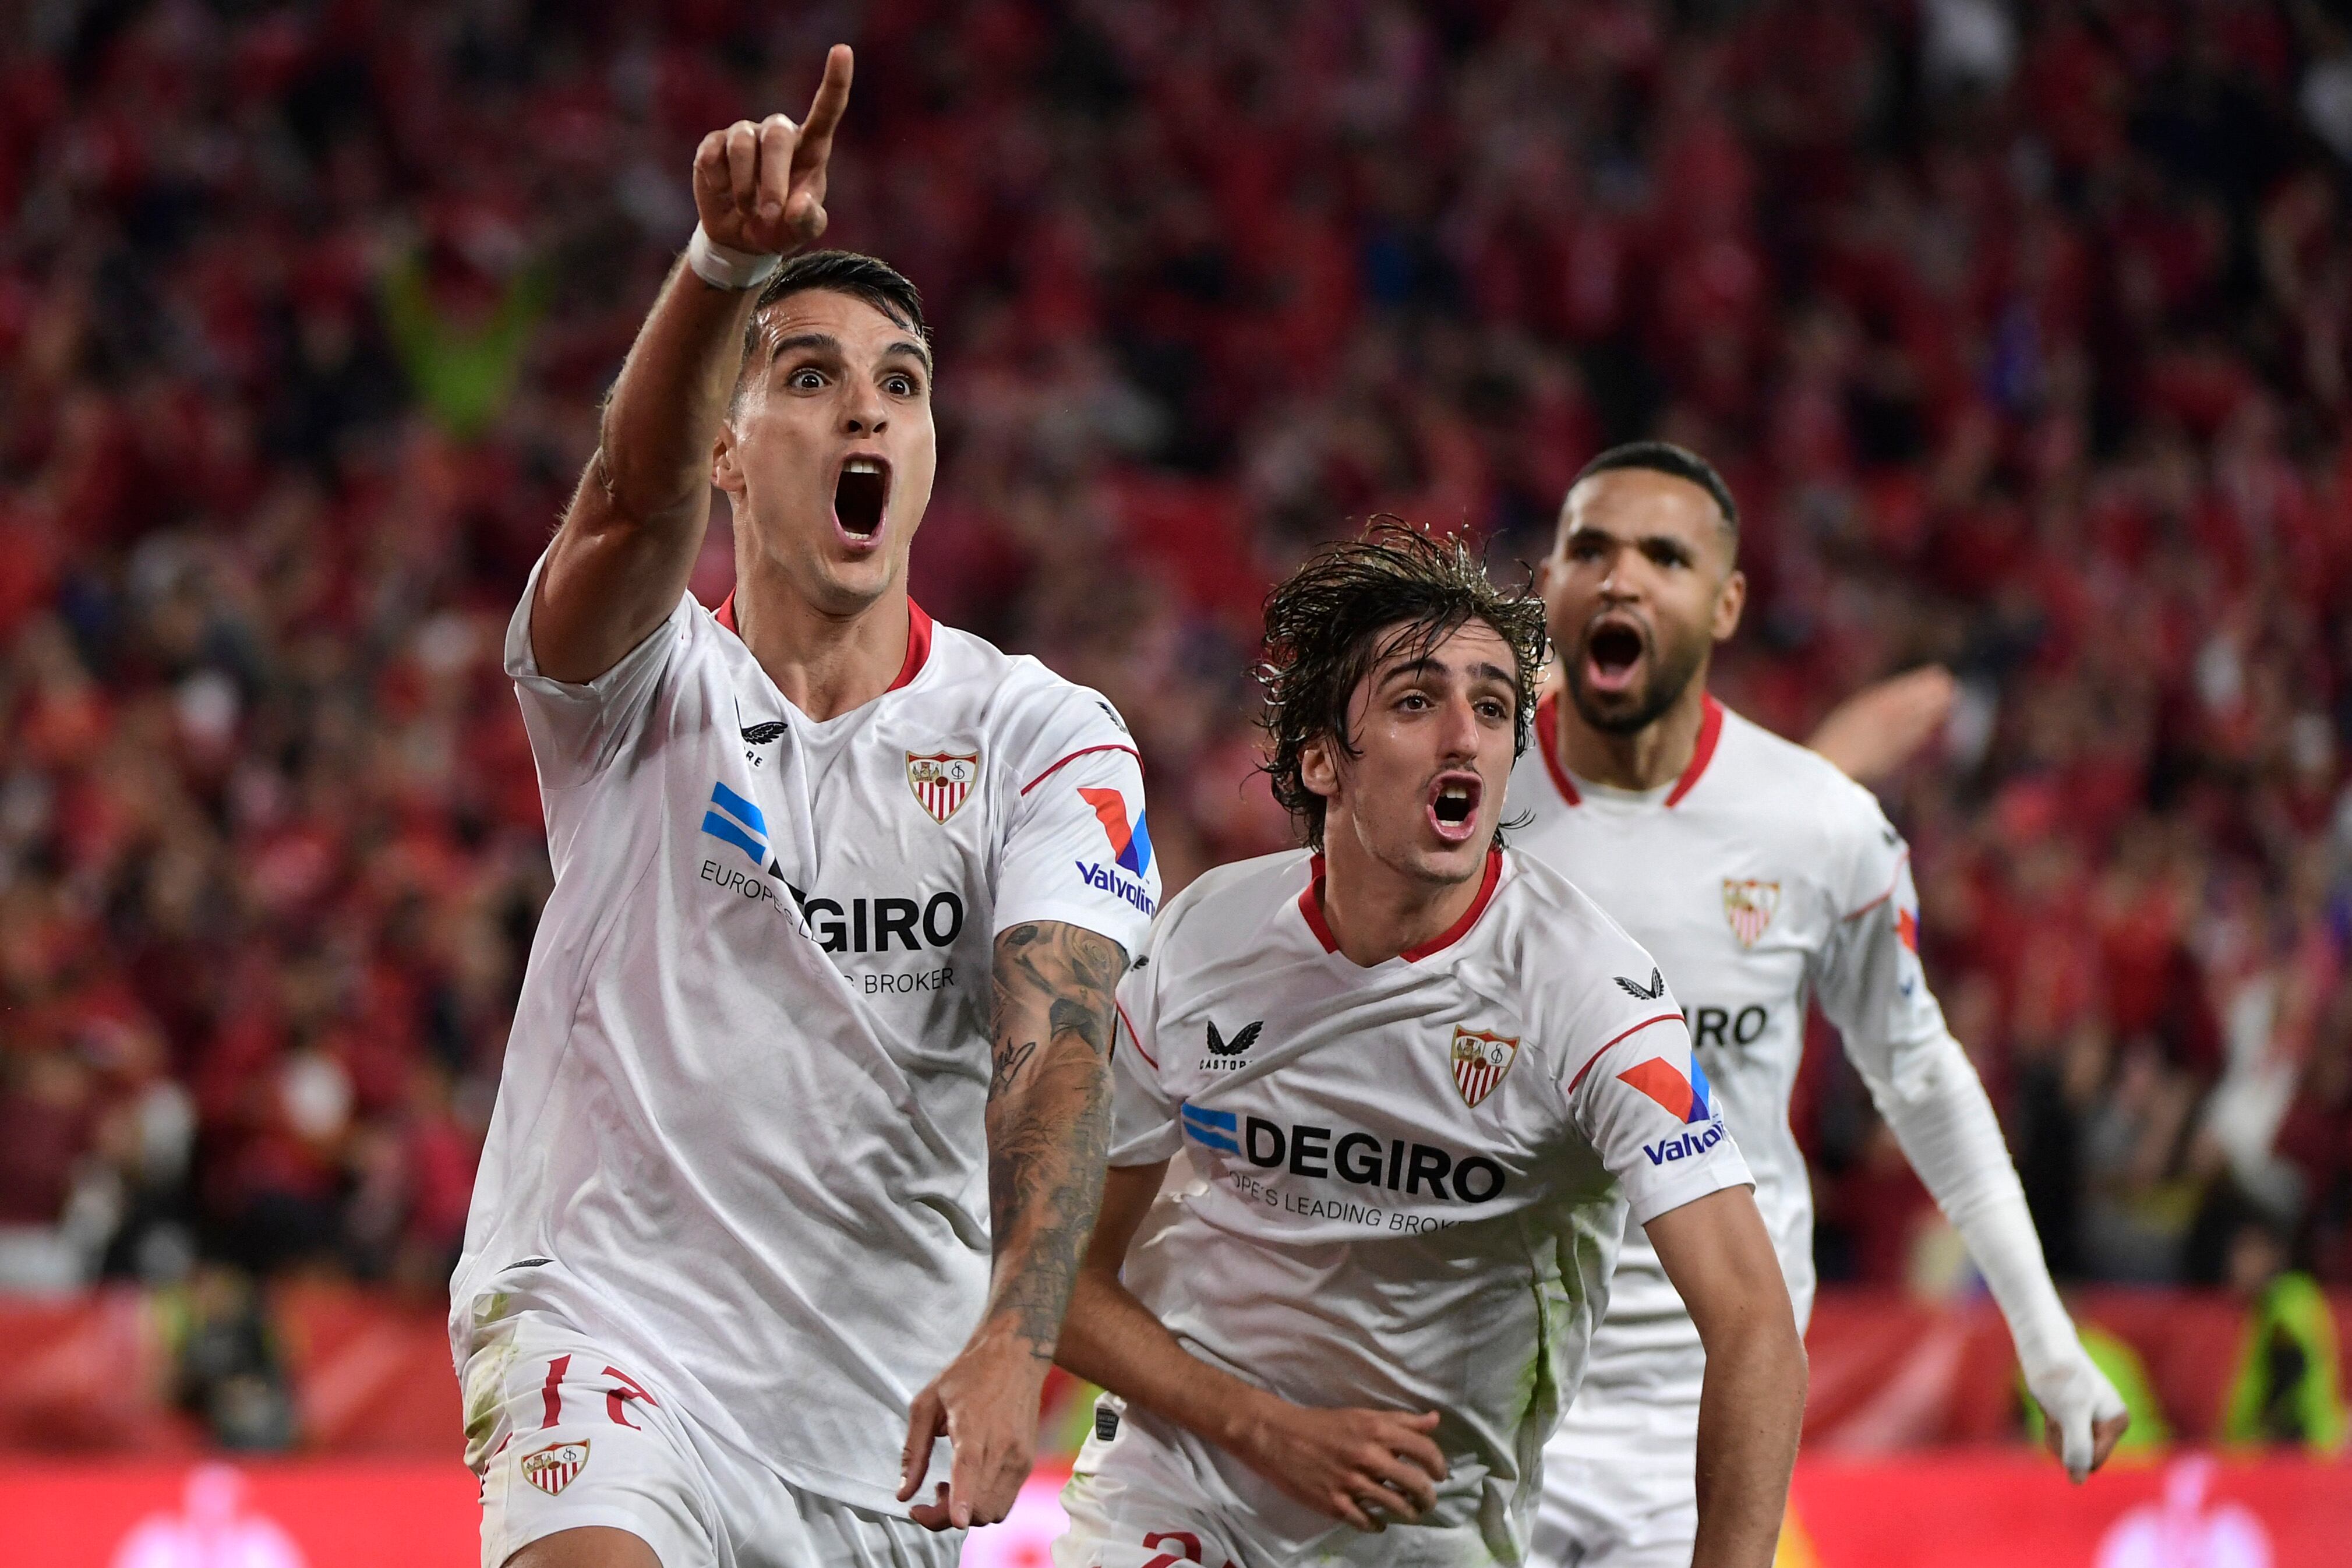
top-left (1450, 1027), bottom-right (1520, 1108)
top-left (906, 751), bottom-right (980, 824)
top-left (521, 1439), bottom-right (589, 1496)
top-left (1722, 879), bottom-right (1781, 948)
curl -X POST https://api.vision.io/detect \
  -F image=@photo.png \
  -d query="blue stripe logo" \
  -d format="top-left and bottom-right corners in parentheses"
top-left (1180, 1101), bottom-right (1238, 1154)
top-left (700, 781), bottom-right (769, 866)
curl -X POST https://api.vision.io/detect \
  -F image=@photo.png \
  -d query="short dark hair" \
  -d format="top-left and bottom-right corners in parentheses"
top-left (1256, 520), bottom-right (1549, 851)
top-left (734, 249), bottom-right (931, 402)
top-left (1569, 440), bottom-right (1738, 533)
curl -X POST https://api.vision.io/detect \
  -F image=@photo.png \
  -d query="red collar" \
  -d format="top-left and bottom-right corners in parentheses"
top-left (713, 593), bottom-right (934, 695)
top-left (1297, 845), bottom-right (1505, 964)
top-left (1533, 690), bottom-right (1723, 808)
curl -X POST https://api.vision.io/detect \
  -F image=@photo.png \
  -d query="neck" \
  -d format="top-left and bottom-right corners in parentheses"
top-left (1552, 668), bottom-right (1712, 792)
top-left (733, 557), bottom-right (911, 722)
top-left (1316, 828), bottom-right (1491, 967)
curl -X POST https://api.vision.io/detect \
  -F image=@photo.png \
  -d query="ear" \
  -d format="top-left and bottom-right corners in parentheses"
top-left (1712, 567), bottom-right (1746, 643)
top-left (1533, 555), bottom-right (1553, 599)
top-left (712, 422), bottom-right (744, 497)
top-left (1299, 735), bottom-right (1341, 804)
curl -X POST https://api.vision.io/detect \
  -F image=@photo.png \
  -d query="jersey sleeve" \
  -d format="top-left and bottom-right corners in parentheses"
top-left (990, 688), bottom-right (1158, 958)
top-left (503, 550), bottom-right (695, 791)
top-left (1106, 931), bottom-right (1182, 1168)
top-left (1811, 793), bottom-right (1950, 1062)
top-left (1564, 1007), bottom-right (1753, 1227)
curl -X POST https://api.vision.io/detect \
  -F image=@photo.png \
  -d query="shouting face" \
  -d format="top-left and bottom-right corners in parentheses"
top-left (715, 287), bottom-right (938, 616)
top-left (1539, 468), bottom-right (1744, 734)
top-left (1304, 618), bottom-right (1521, 890)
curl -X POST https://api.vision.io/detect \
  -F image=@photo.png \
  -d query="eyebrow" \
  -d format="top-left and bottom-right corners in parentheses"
top-left (767, 332), bottom-right (935, 379)
top-left (1379, 657), bottom-right (1518, 689)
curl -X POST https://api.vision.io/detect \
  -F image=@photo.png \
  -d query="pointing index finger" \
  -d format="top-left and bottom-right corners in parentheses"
top-left (799, 45), bottom-right (854, 157)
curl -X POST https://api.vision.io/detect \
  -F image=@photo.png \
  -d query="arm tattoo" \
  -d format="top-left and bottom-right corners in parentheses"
top-left (984, 921), bottom-right (1125, 1359)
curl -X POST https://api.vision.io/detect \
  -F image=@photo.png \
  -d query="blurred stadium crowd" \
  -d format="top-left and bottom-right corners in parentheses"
top-left (0, 0), bottom-right (2348, 1341)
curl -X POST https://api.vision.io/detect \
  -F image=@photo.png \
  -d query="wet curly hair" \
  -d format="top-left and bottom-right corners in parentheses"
top-left (1256, 520), bottom-right (1550, 850)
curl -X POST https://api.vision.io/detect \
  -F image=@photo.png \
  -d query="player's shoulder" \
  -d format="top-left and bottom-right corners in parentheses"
top-left (1484, 850), bottom-right (1660, 993)
top-left (921, 620), bottom-right (1137, 768)
top-left (1708, 703), bottom-right (1898, 849)
top-left (1154, 850), bottom-right (1313, 942)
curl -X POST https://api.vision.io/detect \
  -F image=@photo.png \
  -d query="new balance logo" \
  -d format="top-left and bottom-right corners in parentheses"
top-left (700, 782), bottom-right (768, 866)
top-left (1206, 1020), bottom-right (1262, 1057)
top-left (1615, 969), bottom-right (1665, 1001)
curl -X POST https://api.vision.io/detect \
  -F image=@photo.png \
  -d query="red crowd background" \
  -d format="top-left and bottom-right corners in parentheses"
top-left (0, 0), bottom-right (2347, 1458)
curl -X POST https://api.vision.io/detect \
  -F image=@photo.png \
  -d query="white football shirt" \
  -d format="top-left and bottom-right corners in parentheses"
top-left (1512, 692), bottom-right (1943, 1438)
top-left (451, 559), bottom-right (1159, 1512)
top-left (1075, 847), bottom-right (1752, 1565)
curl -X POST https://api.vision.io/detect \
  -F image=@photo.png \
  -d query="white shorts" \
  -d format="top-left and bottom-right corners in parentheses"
top-left (1054, 1468), bottom-right (1252, 1568)
top-left (1532, 1378), bottom-right (1700, 1568)
top-left (466, 1313), bottom-right (959, 1568)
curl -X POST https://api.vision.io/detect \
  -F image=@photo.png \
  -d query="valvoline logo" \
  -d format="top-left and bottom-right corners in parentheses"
top-left (1619, 1054), bottom-right (1726, 1167)
top-left (1078, 786), bottom-right (1153, 875)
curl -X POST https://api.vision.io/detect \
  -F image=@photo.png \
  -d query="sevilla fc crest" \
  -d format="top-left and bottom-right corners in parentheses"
top-left (1722, 880), bottom-right (1781, 949)
top-left (1450, 1027), bottom-right (1520, 1108)
top-left (906, 751), bottom-right (980, 823)
top-left (521, 1439), bottom-right (589, 1496)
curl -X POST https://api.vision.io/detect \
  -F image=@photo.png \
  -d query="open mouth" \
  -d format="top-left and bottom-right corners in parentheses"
top-left (1427, 773), bottom-right (1482, 843)
top-left (1583, 617), bottom-right (1648, 695)
top-left (834, 455), bottom-right (890, 543)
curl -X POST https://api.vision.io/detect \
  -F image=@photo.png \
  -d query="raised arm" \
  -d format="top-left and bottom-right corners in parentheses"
top-left (1644, 1186), bottom-right (1807, 1568)
top-left (897, 920), bottom-right (1123, 1530)
top-left (531, 46), bottom-right (852, 683)
top-left (1055, 1162), bottom-right (1449, 1533)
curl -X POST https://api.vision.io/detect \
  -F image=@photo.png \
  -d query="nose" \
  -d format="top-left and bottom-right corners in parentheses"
top-left (1438, 691), bottom-right (1481, 763)
top-left (842, 382), bottom-right (889, 438)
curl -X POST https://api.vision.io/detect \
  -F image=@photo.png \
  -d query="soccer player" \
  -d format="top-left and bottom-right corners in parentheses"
top-left (450, 48), bottom-right (1160, 1568)
top-left (1051, 528), bottom-right (1807, 1568)
top-left (1521, 443), bottom-right (2130, 1568)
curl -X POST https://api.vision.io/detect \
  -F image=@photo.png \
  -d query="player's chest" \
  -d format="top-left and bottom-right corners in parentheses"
top-left (1521, 809), bottom-right (1819, 996)
top-left (1161, 976), bottom-right (1573, 1213)
top-left (676, 701), bottom-right (995, 961)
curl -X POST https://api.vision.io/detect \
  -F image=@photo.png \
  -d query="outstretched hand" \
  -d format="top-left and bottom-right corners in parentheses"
top-left (692, 44), bottom-right (853, 257)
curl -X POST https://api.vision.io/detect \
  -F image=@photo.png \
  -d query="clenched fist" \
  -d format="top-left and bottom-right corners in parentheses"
top-left (692, 44), bottom-right (853, 259)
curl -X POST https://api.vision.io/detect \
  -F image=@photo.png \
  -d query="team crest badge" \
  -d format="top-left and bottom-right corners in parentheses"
top-left (1722, 880), bottom-right (1781, 949)
top-left (906, 751), bottom-right (980, 823)
top-left (1449, 1027), bottom-right (1520, 1109)
top-left (521, 1439), bottom-right (589, 1496)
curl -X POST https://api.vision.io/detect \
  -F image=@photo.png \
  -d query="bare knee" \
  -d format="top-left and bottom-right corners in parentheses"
top-left (504, 1525), bottom-right (666, 1568)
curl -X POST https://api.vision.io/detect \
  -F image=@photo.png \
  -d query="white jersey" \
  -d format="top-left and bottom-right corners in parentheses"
top-left (1076, 847), bottom-right (1752, 1565)
top-left (452, 560), bottom-right (1159, 1513)
top-left (1512, 693), bottom-right (1940, 1425)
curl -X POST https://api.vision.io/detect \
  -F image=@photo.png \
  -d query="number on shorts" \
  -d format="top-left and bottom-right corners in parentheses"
top-left (1140, 1531), bottom-right (1200, 1568)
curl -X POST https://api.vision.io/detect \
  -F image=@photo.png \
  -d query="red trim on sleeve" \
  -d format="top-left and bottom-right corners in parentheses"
top-left (712, 595), bottom-right (933, 693)
top-left (1535, 691), bottom-right (1581, 806)
top-left (1840, 849), bottom-right (1912, 921)
top-left (1662, 694), bottom-right (1724, 807)
top-left (1020, 743), bottom-right (1145, 796)
top-left (1298, 847), bottom-right (1505, 962)
top-left (1115, 999), bottom-right (1157, 1070)
top-left (1564, 1012), bottom-right (1684, 1097)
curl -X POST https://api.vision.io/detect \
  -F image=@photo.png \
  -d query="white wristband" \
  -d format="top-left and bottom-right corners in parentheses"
top-left (687, 225), bottom-right (782, 291)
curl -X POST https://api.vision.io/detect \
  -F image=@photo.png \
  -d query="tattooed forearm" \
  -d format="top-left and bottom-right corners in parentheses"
top-left (981, 921), bottom-right (1125, 1360)
top-left (989, 1039), bottom-right (1039, 1099)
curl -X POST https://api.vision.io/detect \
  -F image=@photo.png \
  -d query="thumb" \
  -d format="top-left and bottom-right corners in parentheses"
top-left (898, 1389), bottom-right (944, 1502)
top-left (2057, 1401), bottom-right (2095, 1483)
